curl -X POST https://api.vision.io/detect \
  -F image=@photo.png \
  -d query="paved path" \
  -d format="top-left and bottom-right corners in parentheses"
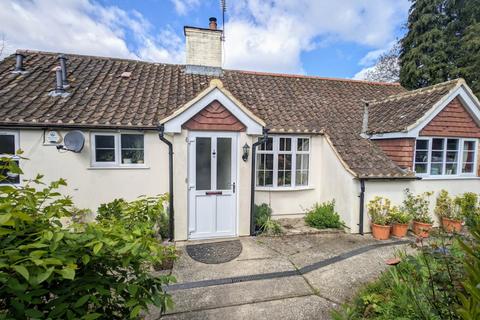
top-left (147, 233), bottom-right (412, 320)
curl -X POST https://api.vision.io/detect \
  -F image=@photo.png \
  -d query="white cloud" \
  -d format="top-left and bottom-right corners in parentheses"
top-left (224, 0), bottom-right (409, 73)
top-left (354, 40), bottom-right (399, 80)
top-left (170, 0), bottom-right (200, 16)
top-left (0, 0), bottom-right (183, 63)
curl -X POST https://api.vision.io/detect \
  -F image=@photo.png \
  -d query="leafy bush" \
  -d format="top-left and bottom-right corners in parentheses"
top-left (435, 189), bottom-right (459, 220)
top-left (97, 194), bottom-right (170, 240)
top-left (305, 200), bottom-right (343, 229)
top-left (455, 193), bottom-right (480, 228)
top-left (332, 231), bottom-right (467, 319)
top-left (457, 221), bottom-right (480, 319)
top-left (388, 206), bottom-right (411, 224)
top-left (404, 189), bottom-right (433, 224)
top-left (254, 203), bottom-right (282, 236)
top-left (367, 197), bottom-right (391, 226)
top-left (0, 157), bottom-right (175, 319)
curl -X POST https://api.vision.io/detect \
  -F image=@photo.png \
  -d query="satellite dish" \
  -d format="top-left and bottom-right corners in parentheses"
top-left (57, 130), bottom-right (85, 153)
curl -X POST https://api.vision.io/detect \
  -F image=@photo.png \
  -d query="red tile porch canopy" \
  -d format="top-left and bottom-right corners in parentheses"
top-left (182, 100), bottom-right (246, 131)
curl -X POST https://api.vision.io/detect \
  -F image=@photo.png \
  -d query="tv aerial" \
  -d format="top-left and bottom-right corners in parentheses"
top-left (56, 130), bottom-right (85, 153)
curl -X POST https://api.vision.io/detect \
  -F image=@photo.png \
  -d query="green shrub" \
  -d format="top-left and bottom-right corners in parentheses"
top-left (404, 189), bottom-right (433, 224)
top-left (98, 194), bottom-right (170, 240)
top-left (457, 221), bottom-right (480, 319)
top-left (305, 200), bottom-right (343, 229)
top-left (254, 203), bottom-right (282, 235)
top-left (0, 157), bottom-right (175, 319)
top-left (332, 231), bottom-right (468, 320)
top-left (435, 189), bottom-right (460, 220)
top-left (367, 197), bottom-right (391, 225)
top-left (388, 206), bottom-right (411, 224)
top-left (456, 193), bottom-right (480, 228)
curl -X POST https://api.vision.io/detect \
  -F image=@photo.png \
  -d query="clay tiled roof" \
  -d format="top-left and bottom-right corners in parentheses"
top-left (367, 79), bottom-right (462, 135)
top-left (0, 50), bottom-right (419, 178)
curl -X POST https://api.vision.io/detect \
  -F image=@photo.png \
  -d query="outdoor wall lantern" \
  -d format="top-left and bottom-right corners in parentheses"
top-left (242, 143), bottom-right (250, 162)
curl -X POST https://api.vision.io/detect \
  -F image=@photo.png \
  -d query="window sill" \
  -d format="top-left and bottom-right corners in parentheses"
top-left (418, 176), bottom-right (480, 180)
top-left (88, 166), bottom-right (150, 170)
top-left (255, 186), bottom-right (315, 192)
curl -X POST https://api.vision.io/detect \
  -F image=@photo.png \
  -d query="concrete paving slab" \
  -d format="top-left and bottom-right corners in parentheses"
top-left (160, 276), bottom-right (313, 315)
top-left (303, 242), bottom-right (410, 303)
top-left (159, 295), bottom-right (336, 320)
top-left (172, 238), bottom-right (291, 283)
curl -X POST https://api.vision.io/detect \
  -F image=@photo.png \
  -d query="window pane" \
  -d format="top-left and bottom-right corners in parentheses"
top-left (121, 134), bottom-right (144, 149)
top-left (431, 151), bottom-right (443, 162)
top-left (445, 163), bottom-right (457, 175)
top-left (416, 139), bottom-right (428, 150)
top-left (95, 135), bottom-right (115, 148)
top-left (96, 149), bottom-right (115, 162)
top-left (463, 151), bottom-right (475, 163)
top-left (415, 163), bottom-right (427, 174)
top-left (121, 150), bottom-right (144, 164)
top-left (464, 141), bottom-right (475, 152)
top-left (259, 138), bottom-right (273, 151)
top-left (415, 151), bottom-right (428, 163)
top-left (277, 154), bottom-right (292, 187)
top-left (432, 138), bottom-right (444, 150)
top-left (196, 137), bottom-right (211, 190)
top-left (279, 138), bottom-right (291, 151)
top-left (297, 138), bottom-right (310, 151)
top-left (462, 163), bottom-right (474, 173)
top-left (0, 160), bottom-right (20, 184)
top-left (0, 135), bottom-right (15, 155)
top-left (217, 138), bottom-right (232, 190)
top-left (431, 163), bottom-right (443, 175)
top-left (447, 139), bottom-right (458, 150)
top-left (446, 151), bottom-right (458, 162)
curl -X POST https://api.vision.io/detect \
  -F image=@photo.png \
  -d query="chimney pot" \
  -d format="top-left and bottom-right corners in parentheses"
top-left (57, 54), bottom-right (69, 87)
top-left (14, 53), bottom-right (26, 72)
top-left (209, 17), bottom-right (217, 30)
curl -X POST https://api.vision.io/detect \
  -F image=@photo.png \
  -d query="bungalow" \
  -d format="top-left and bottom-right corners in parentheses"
top-left (1, 19), bottom-right (479, 241)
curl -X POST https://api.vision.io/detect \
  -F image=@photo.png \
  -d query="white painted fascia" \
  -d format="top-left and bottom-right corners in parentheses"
top-left (370, 81), bottom-right (480, 140)
top-left (160, 79), bottom-right (265, 135)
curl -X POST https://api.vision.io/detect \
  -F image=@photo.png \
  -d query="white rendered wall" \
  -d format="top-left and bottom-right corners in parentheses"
top-left (16, 129), bottom-right (169, 211)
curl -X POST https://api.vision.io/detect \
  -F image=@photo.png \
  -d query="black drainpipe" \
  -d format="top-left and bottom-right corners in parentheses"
top-left (358, 178), bottom-right (366, 235)
top-left (250, 128), bottom-right (269, 235)
top-left (158, 125), bottom-right (174, 241)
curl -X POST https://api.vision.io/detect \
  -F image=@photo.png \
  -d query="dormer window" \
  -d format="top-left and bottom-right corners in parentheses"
top-left (414, 137), bottom-right (478, 177)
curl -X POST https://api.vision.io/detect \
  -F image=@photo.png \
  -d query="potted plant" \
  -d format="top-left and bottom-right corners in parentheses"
top-left (435, 190), bottom-right (462, 233)
top-left (404, 189), bottom-right (433, 238)
top-left (389, 206), bottom-right (411, 238)
top-left (367, 196), bottom-right (391, 240)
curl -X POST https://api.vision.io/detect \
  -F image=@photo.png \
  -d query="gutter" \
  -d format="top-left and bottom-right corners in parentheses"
top-left (0, 122), bottom-right (158, 131)
top-left (158, 125), bottom-right (174, 241)
top-left (250, 128), bottom-right (269, 236)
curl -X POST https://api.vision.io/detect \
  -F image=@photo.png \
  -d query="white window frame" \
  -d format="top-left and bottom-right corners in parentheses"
top-left (0, 130), bottom-right (20, 185)
top-left (256, 135), bottom-right (311, 190)
top-left (413, 137), bottom-right (478, 179)
top-left (91, 132), bottom-right (146, 168)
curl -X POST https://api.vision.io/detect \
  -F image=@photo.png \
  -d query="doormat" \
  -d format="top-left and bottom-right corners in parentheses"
top-left (186, 240), bottom-right (242, 264)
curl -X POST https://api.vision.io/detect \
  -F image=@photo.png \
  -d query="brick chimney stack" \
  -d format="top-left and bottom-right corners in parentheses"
top-left (184, 17), bottom-right (223, 72)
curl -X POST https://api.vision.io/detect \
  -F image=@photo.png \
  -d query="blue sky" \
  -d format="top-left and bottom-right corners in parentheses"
top-left (0, 0), bottom-right (410, 79)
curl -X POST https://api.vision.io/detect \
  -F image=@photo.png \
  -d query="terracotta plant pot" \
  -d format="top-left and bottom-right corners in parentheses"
top-left (441, 217), bottom-right (462, 233)
top-left (412, 221), bottom-right (433, 238)
top-left (371, 223), bottom-right (391, 240)
top-left (391, 223), bottom-right (409, 238)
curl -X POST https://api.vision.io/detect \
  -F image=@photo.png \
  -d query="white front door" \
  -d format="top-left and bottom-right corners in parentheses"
top-left (188, 132), bottom-right (238, 239)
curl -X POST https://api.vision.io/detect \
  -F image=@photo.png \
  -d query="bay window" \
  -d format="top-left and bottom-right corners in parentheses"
top-left (414, 137), bottom-right (478, 177)
top-left (0, 131), bottom-right (20, 184)
top-left (256, 136), bottom-right (310, 188)
top-left (92, 132), bottom-right (144, 167)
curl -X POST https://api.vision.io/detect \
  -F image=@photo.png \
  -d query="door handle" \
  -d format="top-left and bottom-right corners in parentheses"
top-left (232, 182), bottom-right (236, 193)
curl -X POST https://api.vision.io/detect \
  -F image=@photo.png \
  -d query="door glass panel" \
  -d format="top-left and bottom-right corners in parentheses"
top-left (217, 137), bottom-right (232, 190)
top-left (196, 137), bottom-right (211, 190)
